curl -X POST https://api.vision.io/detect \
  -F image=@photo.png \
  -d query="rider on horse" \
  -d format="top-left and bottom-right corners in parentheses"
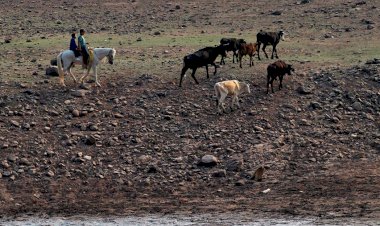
top-left (70, 33), bottom-right (80, 57)
top-left (78, 29), bottom-right (89, 67)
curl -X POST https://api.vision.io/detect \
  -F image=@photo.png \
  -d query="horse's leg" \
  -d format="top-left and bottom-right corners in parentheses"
top-left (94, 65), bottom-right (101, 87)
top-left (80, 67), bottom-right (91, 85)
top-left (68, 64), bottom-right (77, 83)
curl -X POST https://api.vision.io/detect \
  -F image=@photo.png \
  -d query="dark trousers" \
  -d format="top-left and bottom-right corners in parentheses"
top-left (81, 48), bottom-right (89, 65)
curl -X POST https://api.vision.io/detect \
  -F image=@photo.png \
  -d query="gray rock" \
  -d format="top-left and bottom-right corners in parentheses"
top-left (199, 155), bottom-right (218, 167)
top-left (212, 169), bottom-right (227, 177)
top-left (45, 66), bottom-right (59, 77)
top-left (226, 158), bottom-right (243, 172)
top-left (235, 179), bottom-right (246, 186)
top-left (71, 90), bottom-right (88, 98)
top-left (72, 109), bottom-right (80, 117)
top-left (352, 102), bottom-right (362, 111)
top-left (85, 135), bottom-right (96, 145)
top-left (7, 155), bottom-right (17, 162)
top-left (10, 120), bottom-right (20, 127)
top-left (297, 85), bottom-right (314, 94)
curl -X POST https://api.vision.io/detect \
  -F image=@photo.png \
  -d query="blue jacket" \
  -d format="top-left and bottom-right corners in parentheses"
top-left (70, 38), bottom-right (77, 51)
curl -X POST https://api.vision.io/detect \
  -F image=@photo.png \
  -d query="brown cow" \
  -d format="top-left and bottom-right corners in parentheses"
top-left (267, 60), bottom-right (294, 94)
top-left (238, 42), bottom-right (258, 68)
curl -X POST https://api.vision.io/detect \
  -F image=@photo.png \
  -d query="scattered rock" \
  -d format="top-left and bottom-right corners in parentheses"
top-left (10, 120), bottom-right (20, 127)
top-left (253, 166), bottom-right (264, 181)
top-left (212, 169), bottom-right (227, 177)
top-left (271, 11), bottom-right (282, 16)
top-left (198, 155), bottom-right (218, 167)
top-left (226, 158), bottom-right (243, 172)
top-left (72, 109), bottom-right (80, 117)
top-left (136, 37), bottom-right (142, 42)
top-left (71, 90), bottom-right (87, 98)
top-left (235, 179), bottom-right (246, 186)
top-left (46, 66), bottom-right (59, 76)
top-left (46, 170), bottom-right (55, 177)
top-left (84, 135), bottom-right (96, 145)
top-left (296, 85), bottom-right (314, 94)
top-left (352, 101), bottom-right (362, 111)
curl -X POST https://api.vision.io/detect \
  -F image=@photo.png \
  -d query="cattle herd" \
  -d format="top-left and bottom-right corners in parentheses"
top-left (179, 30), bottom-right (295, 114)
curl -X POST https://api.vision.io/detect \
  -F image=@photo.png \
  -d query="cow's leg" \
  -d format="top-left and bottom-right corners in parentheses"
top-left (267, 75), bottom-right (270, 94)
top-left (249, 55), bottom-right (253, 67)
top-left (262, 44), bottom-right (269, 59)
top-left (191, 68), bottom-right (199, 84)
top-left (212, 63), bottom-right (217, 76)
top-left (220, 55), bottom-right (225, 65)
top-left (271, 76), bottom-right (276, 93)
top-left (257, 43), bottom-right (261, 60)
top-left (273, 44), bottom-right (279, 59)
top-left (239, 54), bottom-right (243, 68)
top-left (279, 75), bottom-right (283, 90)
top-left (271, 44), bottom-right (277, 59)
top-left (219, 92), bottom-right (228, 113)
top-left (179, 66), bottom-right (189, 87)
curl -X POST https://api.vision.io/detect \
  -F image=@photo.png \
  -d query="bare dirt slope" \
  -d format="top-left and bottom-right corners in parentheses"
top-left (0, 0), bottom-right (379, 219)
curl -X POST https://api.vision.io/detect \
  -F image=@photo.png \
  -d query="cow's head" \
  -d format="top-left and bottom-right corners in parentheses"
top-left (286, 64), bottom-right (295, 75)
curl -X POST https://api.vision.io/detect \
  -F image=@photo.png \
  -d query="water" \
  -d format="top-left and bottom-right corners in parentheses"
top-left (1, 214), bottom-right (379, 226)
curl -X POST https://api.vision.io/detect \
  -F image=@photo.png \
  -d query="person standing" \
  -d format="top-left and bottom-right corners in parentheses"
top-left (78, 29), bottom-right (89, 67)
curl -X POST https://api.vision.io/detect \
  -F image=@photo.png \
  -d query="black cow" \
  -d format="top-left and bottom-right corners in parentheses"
top-left (256, 30), bottom-right (285, 60)
top-left (220, 38), bottom-right (246, 64)
top-left (267, 60), bottom-right (294, 94)
top-left (179, 45), bottom-right (226, 87)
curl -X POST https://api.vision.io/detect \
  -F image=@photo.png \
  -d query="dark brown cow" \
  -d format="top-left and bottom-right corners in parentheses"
top-left (256, 30), bottom-right (285, 60)
top-left (266, 60), bottom-right (294, 94)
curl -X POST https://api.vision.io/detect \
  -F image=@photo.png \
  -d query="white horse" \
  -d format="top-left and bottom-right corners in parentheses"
top-left (57, 48), bottom-right (116, 87)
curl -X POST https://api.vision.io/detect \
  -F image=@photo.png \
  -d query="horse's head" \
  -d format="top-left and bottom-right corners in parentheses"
top-left (107, 48), bottom-right (116, 65)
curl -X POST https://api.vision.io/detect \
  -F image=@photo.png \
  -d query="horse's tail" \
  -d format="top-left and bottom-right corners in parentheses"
top-left (57, 53), bottom-right (64, 84)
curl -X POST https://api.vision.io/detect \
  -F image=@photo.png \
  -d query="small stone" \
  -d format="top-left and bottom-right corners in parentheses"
top-left (352, 102), bottom-right (362, 111)
top-left (235, 179), bottom-right (246, 186)
top-left (2, 171), bottom-right (12, 177)
top-left (84, 155), bottom-right (92, 160)
top-left (72, 109), bottom-right (80, 117)
top-left (46, 170), bottom-right (55, 177)
top-left (10, 120), bottom-right (20, 127)
top-left (71, 90), bottom-right (87, 98)
top-left (43, 127), bottom-right (51, 132)
top-left (296, 85), bottom-right (313, 94)
top-left (271, 11), bottom-right (282, 16)
top-left (85, 135), bottom-right (96, 145)
top-left (253, 166), bottom-right (264, 181)
top-left (199, 155), bottom-right (218, 167)
top-left (136, 37), bottom-right (142, 42)
top-left (212, 169), bottom-right (227, 177)
top-left (226, 158), bottom-right (243, 172)
top-left (114, 113), bottom-right (124, 118)
top-left (7, 155), bottom-right (17, 162)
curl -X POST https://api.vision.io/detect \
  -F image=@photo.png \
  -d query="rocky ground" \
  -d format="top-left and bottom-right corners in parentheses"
top-left (0, 0), bottom-right (379, 220)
